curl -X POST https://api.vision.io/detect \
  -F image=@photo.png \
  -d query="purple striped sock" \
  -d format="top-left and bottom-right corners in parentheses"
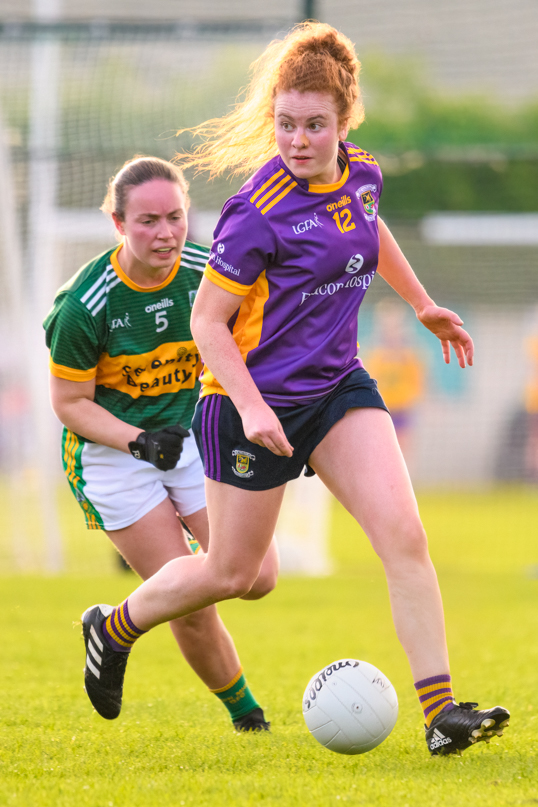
top-left (414, 674), bottom-right (455, 727)
top-left (102, 599), bottom-right (146, 653)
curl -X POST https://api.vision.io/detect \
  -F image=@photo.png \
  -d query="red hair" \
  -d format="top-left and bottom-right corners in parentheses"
top-left (176, 22), bottom-right (364, 178)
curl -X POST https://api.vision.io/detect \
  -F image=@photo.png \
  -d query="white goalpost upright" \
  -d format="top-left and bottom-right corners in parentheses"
top-left (0, 106), bottom-right (33, 571)
top-left (24, 0), bottom-right (64, 571)
top-left (276, 474), bottom-right (333, 576)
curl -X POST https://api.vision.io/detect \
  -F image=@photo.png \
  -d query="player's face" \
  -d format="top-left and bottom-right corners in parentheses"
top-left (274, 90), bottom-right (348, 185)
top-left (113, 179), bottom-right (188, 276)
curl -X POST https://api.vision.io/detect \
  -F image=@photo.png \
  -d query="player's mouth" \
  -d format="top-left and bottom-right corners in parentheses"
top-left (154, 247), bottom-right (175, 255)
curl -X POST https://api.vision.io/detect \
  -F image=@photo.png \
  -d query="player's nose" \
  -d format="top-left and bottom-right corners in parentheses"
top-left (157, 220), bottom-right (174, 239)
top-left (293, 131), bottom-right (310, 149)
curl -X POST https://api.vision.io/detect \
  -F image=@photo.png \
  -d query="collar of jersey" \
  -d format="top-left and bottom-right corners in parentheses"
top-left (308, 146), bottom-right (350, 193)
top-left (276, 145), bottom-right (350, 194)
top-left (110, 244), bottom-right (181, 292)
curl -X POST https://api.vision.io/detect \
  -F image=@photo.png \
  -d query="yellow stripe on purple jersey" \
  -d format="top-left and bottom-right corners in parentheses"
top-left (202, 141), bottom-right (383, 407)
top-left (347, 146), bottom-right (379, 165)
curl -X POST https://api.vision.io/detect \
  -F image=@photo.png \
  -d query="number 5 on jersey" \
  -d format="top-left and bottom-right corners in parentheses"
top-left (155, 311), bottom-right (168, 332)
top-left (333, 209), bottom-right (356, 233)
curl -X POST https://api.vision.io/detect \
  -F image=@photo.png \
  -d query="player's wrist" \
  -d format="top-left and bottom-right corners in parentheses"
top-left (413, 297), bottom-right (437, 319)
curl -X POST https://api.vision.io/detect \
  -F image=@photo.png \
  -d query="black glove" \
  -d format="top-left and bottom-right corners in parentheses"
top-left (128, 424), bottom-right (190, 471)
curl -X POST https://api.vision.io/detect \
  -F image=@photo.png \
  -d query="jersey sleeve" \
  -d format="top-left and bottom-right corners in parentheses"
top-left (43, 293), bottom-right (102, 382)
top-left (205, 197), bottom-right (277, 295)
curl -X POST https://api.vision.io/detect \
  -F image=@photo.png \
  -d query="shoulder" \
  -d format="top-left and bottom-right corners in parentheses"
top-left (54, 247), bottom-right (118, 315)
top-left (345, 143), bottom-right (380, 168)
top-left (180, 240), bottom-right (210, 276)
top-left (45, 247), bottom-right (118, 330)
top-left (227, 155), bottom-right (300, 220)
top-left (344, 142), bottom-right (383, 183)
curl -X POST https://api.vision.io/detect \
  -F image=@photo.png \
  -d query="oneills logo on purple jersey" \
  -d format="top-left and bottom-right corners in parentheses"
top-left (356, 184), bottom-right (378, 221)
top-left (326, 194), bottom-right (351, 212)
top-left (232, 449), bottom-right (255, 478)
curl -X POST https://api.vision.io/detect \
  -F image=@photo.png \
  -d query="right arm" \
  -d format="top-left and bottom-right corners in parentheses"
top-left (46, 294), bottom-right (186, 469)
top-left (50, 375), bottom-right (142, 452)
top-left (191, 277), bottom-right (293, 457)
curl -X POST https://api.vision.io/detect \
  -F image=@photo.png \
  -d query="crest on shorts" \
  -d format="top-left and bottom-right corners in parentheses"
top-left (232, 449), bottom-right (256, 478)
top-left (356, 184), bottom-right (378, 221)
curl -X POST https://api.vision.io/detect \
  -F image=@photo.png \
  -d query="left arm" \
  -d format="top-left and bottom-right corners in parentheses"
top-left (377, 218), bottom-right (473, 368)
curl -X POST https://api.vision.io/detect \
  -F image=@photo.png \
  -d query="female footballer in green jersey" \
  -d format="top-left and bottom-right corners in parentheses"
top-left (44, 156), bottom-right (278, 729)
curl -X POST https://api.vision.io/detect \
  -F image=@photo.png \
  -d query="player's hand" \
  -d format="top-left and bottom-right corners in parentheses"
top-left (128, 424), bottom-right (190, 470)
top-left (240, 402), bottom-right (294, 457)
top-left (416, 304), bottom-right (474, 368)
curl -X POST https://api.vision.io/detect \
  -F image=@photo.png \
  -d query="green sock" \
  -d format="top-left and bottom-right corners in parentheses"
top-left (210, 667), bottom-right (260, 722)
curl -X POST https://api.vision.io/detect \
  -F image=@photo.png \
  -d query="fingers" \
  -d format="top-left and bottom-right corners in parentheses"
top-left (463, 333), bottom-right (474, 367)
top-left (164, 424), bottom-right (190, 438)
top-left (251, 428), bottom-right (294, 457)
top-left (241, 403), bottom-right (294, 457)
top-left (441, 339), bottom-right (451, 364)
top-left (447, 333), bottom-right (474, 368)
top-left (452, 341), bottom-right (466, 369)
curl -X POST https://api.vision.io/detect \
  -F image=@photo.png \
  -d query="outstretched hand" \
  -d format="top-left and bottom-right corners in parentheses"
top-left (416, 305), bottom-right (474, 368)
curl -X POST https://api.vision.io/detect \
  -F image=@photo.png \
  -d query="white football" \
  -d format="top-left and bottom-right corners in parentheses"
top-left (302, 659), bottom-right (398, 754)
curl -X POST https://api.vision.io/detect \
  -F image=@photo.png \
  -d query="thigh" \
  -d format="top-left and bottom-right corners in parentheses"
top-left (203, 479), bottom-right (286, 580)
top-left (182, 507), bottom-right (210, 552)
top-left (164, 437), bottom-right (207, 518)
top-left (107, 496), bottom-right (192, 580)
top-left (184, 504), bottom-right (280, 598)
top-left (309, 408), bottom-right (423, 558)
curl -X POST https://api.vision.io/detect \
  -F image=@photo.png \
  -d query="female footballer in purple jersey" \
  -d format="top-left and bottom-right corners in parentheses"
top-left (82, 24), bottom-right (509, 754)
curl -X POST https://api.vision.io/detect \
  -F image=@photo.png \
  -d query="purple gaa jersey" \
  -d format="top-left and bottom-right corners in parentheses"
top-left (203, 141), bottom-right (382, 406)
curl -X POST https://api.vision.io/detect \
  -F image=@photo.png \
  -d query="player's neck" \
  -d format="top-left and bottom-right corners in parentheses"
top-left (116, 244), bottom-right (176, 288)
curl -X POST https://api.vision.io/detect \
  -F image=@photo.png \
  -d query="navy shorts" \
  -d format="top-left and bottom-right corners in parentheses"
top-left (191, 368), bottom-right (389, 491)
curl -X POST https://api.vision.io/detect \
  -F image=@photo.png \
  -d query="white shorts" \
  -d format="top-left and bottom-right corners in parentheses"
top-left (66, 433), bottom-right (206, 531)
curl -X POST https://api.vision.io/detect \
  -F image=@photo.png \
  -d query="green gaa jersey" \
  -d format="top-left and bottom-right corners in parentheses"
top-left (44, 241), bottom-right (208, 438)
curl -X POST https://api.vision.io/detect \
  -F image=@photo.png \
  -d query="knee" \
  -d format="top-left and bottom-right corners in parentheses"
top-left (240, 565), bottom-right (278, 601)
top-left (375, 516), bottom-right (430, 566)
top-left (217, 570), bottom-right (259, 601)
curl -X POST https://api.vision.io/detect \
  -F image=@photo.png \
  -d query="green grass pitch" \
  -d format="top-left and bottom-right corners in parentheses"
top-left (0, 486), bottom-right (537, 806)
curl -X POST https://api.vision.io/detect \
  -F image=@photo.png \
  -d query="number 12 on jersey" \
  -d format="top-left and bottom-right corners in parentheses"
top-left (332, 209), bottom-right (356, 233)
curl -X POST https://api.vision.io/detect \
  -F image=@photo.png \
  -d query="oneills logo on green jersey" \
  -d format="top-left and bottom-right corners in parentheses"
top-left (96, 340), bottom-right (201, 398)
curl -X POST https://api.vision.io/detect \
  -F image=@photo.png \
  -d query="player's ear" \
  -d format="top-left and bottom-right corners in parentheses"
top-left (112, 212), bottom-right (126, 237)
top-left (338, 119), bottom-right (350, 142)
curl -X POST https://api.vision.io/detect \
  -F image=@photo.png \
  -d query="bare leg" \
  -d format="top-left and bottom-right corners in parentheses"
top-left (309, 408), bottom-right (449, 681)
top-left (183, 508), bottom-right (280, 601)
top-left (108, 497), bottom-right (239, 689)
top-left (126, 482), bottom-right (286, 631)
top-left (240, 537), bottom-right (280, 600)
